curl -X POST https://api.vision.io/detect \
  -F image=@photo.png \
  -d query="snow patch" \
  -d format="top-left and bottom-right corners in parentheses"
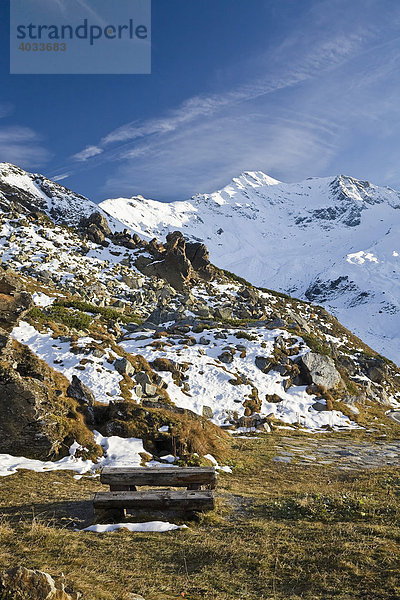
top-left (81, 521), bottom-right (188, 533)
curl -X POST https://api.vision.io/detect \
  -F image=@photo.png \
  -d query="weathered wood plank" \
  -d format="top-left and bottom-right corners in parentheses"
top-left (100, 467), bottom-right (217, 489)
top-left (93, 490), bottom-right (215, 512)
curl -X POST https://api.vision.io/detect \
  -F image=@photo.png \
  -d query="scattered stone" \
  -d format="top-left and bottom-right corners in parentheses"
top-left (218, 350), bottom-right (234, 364)
top-left (265, 393), bottom-right (283, 404)
top-left (0, 272), bottom-right (33, 330)
top-left (255, 356), bottom-right (270, 372)
top-left (312, 400), bottom-right (328, 412)
top-left (215, 306), bottom-right (232, 320)
top-left (114, 357), bottom-right (135, 377)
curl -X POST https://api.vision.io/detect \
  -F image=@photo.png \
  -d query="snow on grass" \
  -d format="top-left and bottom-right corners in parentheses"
top-left (0, 441), bottom-right (94, 477)
top-left (12, 321), bottom-right (124, 404)
top-left (32, 291), bottom-right (56, 307)
top-left (122, 326), bottom-right (356, 431)
top-left (81, 521), bottom-right (188, 533)
top-left (93, 431), bottom-right (145, 467)
top-left (0, 432), bottom-right (146, 477)
top-left (204, 454), bottom-right (232, 473)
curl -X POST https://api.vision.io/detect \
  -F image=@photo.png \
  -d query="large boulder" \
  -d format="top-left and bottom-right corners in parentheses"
top-left (294, 352), bottom-right (342, 389)
top-left (358, 356), bottom-right (388, 384)
top-left (162, 231), bottom-right (193, 290)
top-left (114, 357), bottom-right (135, 377)
top-left (135, 231), bottom-right (193, 291)
top-left (135, 232), bottom-right (214, 291)
top-left (0, 566), bottom-right (81, 599)
top-left (85, 211), bottom-right (111, 236)
top-left (80, 211), bottom-right (111, 245)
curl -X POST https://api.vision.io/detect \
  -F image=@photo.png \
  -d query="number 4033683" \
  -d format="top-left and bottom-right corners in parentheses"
top-left (18, 42), bottom-right (66, 51)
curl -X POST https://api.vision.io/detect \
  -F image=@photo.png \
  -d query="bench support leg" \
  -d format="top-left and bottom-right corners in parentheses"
top-left (94, 507), bottom-right (126, 523)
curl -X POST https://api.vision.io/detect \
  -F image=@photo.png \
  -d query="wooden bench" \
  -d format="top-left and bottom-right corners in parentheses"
top-left (94, 466), bottom-right (217, 521)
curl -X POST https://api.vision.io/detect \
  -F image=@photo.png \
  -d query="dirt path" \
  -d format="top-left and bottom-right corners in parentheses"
top-left (272, 436), bottom-right (400, 470)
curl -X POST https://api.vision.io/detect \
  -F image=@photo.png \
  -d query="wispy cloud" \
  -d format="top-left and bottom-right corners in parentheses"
top-left (72, 145), bottom-right (103, 161)
top-left (52, 172), bottom-right (71, 181)
top-left (0, 123), bottom-right (50, 169)
top-left (55, 1), bottom-right (400, 199)
top-left (96, 31), bottom-right (366, 150)
top-left (0, 103), bottom-right (13, 119)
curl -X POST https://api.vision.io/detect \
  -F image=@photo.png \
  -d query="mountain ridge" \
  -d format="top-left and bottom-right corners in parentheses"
top-left (0, 161), bottom-right (399, 466)
top-left (99, 169), bottom-right (400, 364)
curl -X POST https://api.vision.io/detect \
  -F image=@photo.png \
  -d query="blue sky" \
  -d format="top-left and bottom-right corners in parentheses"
top-left (1, 0), bottom-right (400, 201)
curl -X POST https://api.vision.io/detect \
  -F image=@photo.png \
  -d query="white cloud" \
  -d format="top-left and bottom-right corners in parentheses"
top-left (103, 109), bottom-right (337, 199)
top-left (99, 30), bottom-right (366, 151)
top-left (52, 172), bottom-right (71, 181)
top-left (72, 145), bottom-right (103, 161)
top-left (0, 125), bottom-right (50, 169)
top-left (60, 4), bottom-right (400, 198)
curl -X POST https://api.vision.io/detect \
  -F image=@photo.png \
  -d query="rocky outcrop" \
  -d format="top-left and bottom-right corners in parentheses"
top-left (112, 228), bottom-right (140, 249)
top-left (294, 352), bottom-right (342, 389)
top-left (0, 334), bottom-right (101, 460)
top-left (0, 271), bottom-right (33, 331)
top-left (80, 211), bottom-right (111, 245)
top-left (186, 241), bottom-right (212, 279)
top-left (0, 566), bottom-right (81, 600)
top-left (135, 231), bottom-right (213, 291)
top-left (114, 357), bottom-right (136, 377)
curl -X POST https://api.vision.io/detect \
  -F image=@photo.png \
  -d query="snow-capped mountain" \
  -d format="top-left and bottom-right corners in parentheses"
top-left (100, 171), bottom-right (400, 364)
top-left (1, 161), bottom-right (400, 466)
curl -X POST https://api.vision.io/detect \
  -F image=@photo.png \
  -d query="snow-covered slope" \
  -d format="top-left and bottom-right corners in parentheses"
top-left (0, 162), bottom-right (101, 225)
top-left (100, 171), bottom-right (400, 364)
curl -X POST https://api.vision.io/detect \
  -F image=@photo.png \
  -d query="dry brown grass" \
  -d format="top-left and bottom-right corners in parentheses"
top-left (0, 435), bottom-right (399, 600)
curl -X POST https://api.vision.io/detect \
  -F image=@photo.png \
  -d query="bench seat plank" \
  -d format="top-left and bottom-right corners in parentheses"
top-left (93, 489), bottom-right (215, 512)
top-left (100, 467), bottom-right (217, 489)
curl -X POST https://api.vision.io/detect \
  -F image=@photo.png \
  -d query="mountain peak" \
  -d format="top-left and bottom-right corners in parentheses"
top-left (99, 170), bottom-right (400, 363)
top-left (233, 170), bottom-right (281, 187)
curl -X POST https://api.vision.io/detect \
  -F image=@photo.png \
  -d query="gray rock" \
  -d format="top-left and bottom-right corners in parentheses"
top-left (85, 211), bottom-right (111, 236)
top-left (135, 371), bottom-right (153, 386)
top-left (144, 383), bottom-right (157, 396)
top-left (121, 274), bottom-right (144, 289)
top-left (133, 384), bottom-right (143, 398)
top-left (67, 375), bottom-right (95, 406)
top-left (218, 351), bottom-right (233, 364)
top-left (146, 307), bottom-right (178, 325)
top-left (295, 352), bottom-right (342, 389)
top-left (0, 566), bottom-right (80, 599)
top-left (312, 400), bottom-right (328, 412)
top-left (255, 356), bottom-right (270, 372)
top-left (216, 306), bottom-right (232, 320)
top-left (114, 357), bottom-right (135, 377)
top-left (266, 317), bottom-right (286, 329)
